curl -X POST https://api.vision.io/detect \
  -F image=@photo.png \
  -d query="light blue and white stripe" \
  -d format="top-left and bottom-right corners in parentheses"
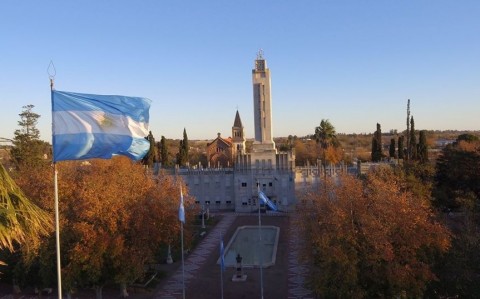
top-left (259, 191), bottom-right (278, 211)
top-left (179, 187), bottom-right (185, 223)
top-left (52, 90), bottom-right (151, 162)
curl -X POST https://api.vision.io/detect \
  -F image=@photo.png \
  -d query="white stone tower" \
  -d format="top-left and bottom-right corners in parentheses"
top-left (252, 49), bottom-right (276, 153)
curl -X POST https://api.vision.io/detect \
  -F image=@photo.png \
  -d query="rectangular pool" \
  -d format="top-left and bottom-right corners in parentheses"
top-left (219, 225), bottom-right (280, 268)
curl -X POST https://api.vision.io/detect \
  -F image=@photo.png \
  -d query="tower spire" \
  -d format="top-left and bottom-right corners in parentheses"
top-left (257, 49), bottom-right (264, 60)
top-left (232, 110), bottom-right (245, 155)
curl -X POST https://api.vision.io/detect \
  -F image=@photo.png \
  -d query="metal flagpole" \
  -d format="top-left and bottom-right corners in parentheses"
top-left (257, 182), bottom-right (264, 299)
top-left (179, 185), bottom-right (186, 299)
top-left (181, 221), bottom-right (185, 299)
top-left (51, 75), bottom-right (63, 299)
top-left (220, 233), bottom-right (224, 299)
top-left (54, 165), bottom-right (62, 299)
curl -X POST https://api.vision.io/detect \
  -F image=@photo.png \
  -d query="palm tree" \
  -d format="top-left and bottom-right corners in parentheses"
top-left (315, 119), bottom-right (338, 153)
top-left (0, 163), bottom-right (51, 262)
top-left (314, 119), bottom-right (338, 178)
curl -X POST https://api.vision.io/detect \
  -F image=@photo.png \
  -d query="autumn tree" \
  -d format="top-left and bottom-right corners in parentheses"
top-left (429, 134), bottom-right (480, 297)
top-left (11, 157), bottom-right (193, 298)
top-left (456, 133), bottom-right (479, 143)
top-left (293, 139), bottom-right (318, 166)
top-left (297, 167), bottom-right (450, 298)
top-left (10, 105), bottom-right (50, 169)
top-left (429, 223), bottom-right (480, 297)
top-left (58, 158), bottom-right (190, 298)
top-left (433, 135), bottom-right (480, 210)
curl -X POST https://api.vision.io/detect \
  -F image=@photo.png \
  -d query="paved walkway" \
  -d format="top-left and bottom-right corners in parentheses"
top-left (154, 214), bottom-right (236, 299)
top-left (287, 215), bottom-right (314, 299)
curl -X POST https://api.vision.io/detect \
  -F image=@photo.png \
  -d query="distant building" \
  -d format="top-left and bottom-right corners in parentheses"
top-left (206, 133), bottom-right (233, 168)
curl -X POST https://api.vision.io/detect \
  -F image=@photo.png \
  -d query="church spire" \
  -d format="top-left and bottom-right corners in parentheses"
top-left (232, 110), bottom-right (245, 155)
top-left (233, 110), bottom-right (243, 128)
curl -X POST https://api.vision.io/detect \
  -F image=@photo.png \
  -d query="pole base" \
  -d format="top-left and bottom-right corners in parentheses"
top-left (232, 274), bottom-right (247, 282)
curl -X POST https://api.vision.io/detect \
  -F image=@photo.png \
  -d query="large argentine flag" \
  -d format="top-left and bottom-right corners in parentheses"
top-left (52, 90), bottom-right (151, 162)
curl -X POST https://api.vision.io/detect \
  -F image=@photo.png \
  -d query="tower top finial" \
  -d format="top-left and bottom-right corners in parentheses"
top-left (257, 49), bottom-right (264, 60)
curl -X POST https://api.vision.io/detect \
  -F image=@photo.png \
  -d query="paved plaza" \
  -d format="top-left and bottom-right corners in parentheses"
top-left (154, 213), bottom-right (313, 299)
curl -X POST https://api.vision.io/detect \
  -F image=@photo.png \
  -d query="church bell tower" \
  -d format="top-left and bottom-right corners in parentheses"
top-left (232, 110), bottom-right (246, 155)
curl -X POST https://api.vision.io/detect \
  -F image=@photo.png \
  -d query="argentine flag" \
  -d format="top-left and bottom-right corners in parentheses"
top-left (52, 90), bottom-right (151, 162)
top-left (259, 191), bottom-right (278, 211)
top-left (179, 187), bottom-right (185, 224)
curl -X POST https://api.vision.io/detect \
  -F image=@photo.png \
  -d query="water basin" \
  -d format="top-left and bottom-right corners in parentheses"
top-left (219, 225), bottom-right (279, 268)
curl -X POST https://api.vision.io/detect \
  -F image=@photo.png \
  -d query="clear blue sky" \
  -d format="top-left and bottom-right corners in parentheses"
top-left (1, 1), bottom-right (479, 142)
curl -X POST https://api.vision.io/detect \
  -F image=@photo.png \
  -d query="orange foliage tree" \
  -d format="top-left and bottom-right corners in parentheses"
top-left (297, 166), bottom-right (450, 298)
top-left (14, 157), bottom-right (192, 298)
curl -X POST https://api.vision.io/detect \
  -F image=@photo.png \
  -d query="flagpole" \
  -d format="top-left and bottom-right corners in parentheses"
top-left (257, 182), bottom-right (264, 299)
top-left (54, 165), bottom-right (62, 299)
top-left (181, 221), bottom-right (185, 299)
top-left (51, 77), bottom-right (63, 299)
top-left (179, 185), bottom-right (186, 299)
top-left (220, 233), bottom-right (224, 299)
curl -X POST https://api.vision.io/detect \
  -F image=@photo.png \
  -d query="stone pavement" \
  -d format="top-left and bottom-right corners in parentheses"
top-left (154, 214), bottom-right (236, 299)
top-left (287, 215), bottom-right (314, 299)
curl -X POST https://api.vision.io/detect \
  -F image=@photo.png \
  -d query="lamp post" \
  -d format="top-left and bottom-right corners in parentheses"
top-left (201, 204), bottom-right (206, 229)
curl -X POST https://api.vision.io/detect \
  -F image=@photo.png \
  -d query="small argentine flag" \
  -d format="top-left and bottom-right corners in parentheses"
top-left (258, 191), bottom-right (278, 211)
top-left (179, 187), bottom-right (185, 224)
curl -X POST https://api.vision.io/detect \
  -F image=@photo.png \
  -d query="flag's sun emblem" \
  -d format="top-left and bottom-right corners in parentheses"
top-left (98, 114), bottom-right (114, 128)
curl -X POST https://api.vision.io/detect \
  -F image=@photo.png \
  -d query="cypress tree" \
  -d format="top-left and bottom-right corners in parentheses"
top-left (177, 140), bottom-right (185, 166)
top-left (371, 123), bottom-right (383, 162)
top-left (159, 136), bottom-right (169, 167)
top-left (418, 130), bottom-right (428, 163)
top-left (182, 128), bottom-right (189, 161)
top-left (176, 129), bottom-right (189, 166)
top-left (371, 138), bottom-right (378, 162)
top-left (389, 138), bottom-right (396, 159)
top-left (406, 99), bottom-right (410, 160)
top-left (142, 131), bottom-right (156, 168)
top-left (409, 117), bottom-right (417, 160)
top-left (398, 136), bottom-right (405, 160)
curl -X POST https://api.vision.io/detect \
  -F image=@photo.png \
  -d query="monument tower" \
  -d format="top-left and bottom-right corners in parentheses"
top-left (252, 49), bottom-right (276, 153)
